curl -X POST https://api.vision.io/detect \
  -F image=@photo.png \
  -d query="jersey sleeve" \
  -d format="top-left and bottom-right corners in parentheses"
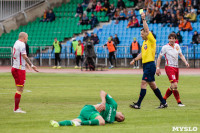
top-left (159, 46), bottom-right (166, 56)
top-left (106, 94), bottom-right (117, 109)
top-left (177, 45), bottom-right (182, 54)
top-left (147, 32), bottom-right (156, 44)
top-left (20, 43), bottom-right (27, 55)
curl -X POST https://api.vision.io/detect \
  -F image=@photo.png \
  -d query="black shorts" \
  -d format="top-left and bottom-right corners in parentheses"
top-left (142, 61), bottom-right (156, 82)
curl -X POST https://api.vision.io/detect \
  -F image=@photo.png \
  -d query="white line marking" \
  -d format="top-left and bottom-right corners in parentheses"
top-left (0, 88), bottom-right (32, 94)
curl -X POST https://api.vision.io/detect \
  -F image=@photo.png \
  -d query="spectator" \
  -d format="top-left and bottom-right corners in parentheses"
top-left (101, 0), bottom-right (110, 12)
top-left (172, 0), bottom-right (178, 9)
top-left (93, 33), bottom-right (100, 45)
top-left (82, 0), bottom-right (90, 7)
top-left (178, 0), bottom-right (185, 8)
top-left (188, 9), bottom-right (197, 22)
top-left (127, 9), bottom-right (135, 20)
top-left (86, 1), bottom-right (96, 12)
top-left (40, 10), bottom-right (49, 22)
top-left (90, 33), bottom-right (94, 41)
top-left (192, 0), bottom-right (198, 9)
top-left (177, 5), bottom-right (184, 14)
top-left (147, 0), bottom-right (154, 10)
top-left (185, 0), bottom-right (192, 7)
top-left (134, 0), bottom-right (144, 10)
top-left (169, 13), bottom-right (178, 27)
top-left (114, 34), bottom-right (120, 45)
top-left (95, 2), bottom-right (102, 12)
top-left (75, 40), bottom-right (84, 69)
top-left (89, 13), bottom-right (99, 28)
top-left (162, 1), bottom-right (169, 12)
top-left (176, 31), bottom-right (183, 44)
top-left (167, 6), bottom-right (173, 14)
top-left (169, 1), bottom-right (173, 7)
top-left (152, 7), bottom-right (162, 23)
top-left (83, 32), bottom-right (90, 43)
top-left (156, 0), bottom-right (162, 9)
top-left (127, 16), bottom-right (140, 28)
top-left (145, 8), bottom-right (153, 23)
top-left (75, 4), bottom-right (83, 17)
top-left (161, 10), bottom-right (167, 21)
top-left (46, 9), bottom-right (55, 22)
top-left (79, 13), bottom-right (89, 25)
top-left (186, 6), bottom-right (191, 13)
top-left (192, 31), bottom-right (199, 44)
top-left (117, 0), bottom-right (126, 9)
top-left (130, 37), bottom-right (140, 69)
top-left (114, 8), bottom-right (120, 24)
top-left (179, 19), bottom-right (193, 31)
top-left (107, 4), bottom-right (116, 19)
top-left (176, 10), bottom-right (183, 21)
top-left (119, 10), bottom-right (127, 20)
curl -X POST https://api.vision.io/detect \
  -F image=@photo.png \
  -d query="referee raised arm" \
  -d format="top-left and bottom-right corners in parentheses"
top-left (129, 12), bottom-right (167, 109)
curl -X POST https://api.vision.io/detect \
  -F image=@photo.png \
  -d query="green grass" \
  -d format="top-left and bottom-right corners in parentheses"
top-left (0, 73), bottom-right (199, 133)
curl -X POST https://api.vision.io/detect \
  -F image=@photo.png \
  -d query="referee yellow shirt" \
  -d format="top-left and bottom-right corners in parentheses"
top-left (141, 32), bottom-right (156, 64)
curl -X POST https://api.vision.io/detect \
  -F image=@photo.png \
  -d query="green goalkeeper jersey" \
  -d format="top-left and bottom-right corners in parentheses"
top-left (100, 94), bottom-right (118, 123)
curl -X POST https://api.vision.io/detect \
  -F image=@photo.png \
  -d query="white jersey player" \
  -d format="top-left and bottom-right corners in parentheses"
top-left (156, 33), bottom-right (189, 107)
top-left (11, 32), bottom-right (38, 113)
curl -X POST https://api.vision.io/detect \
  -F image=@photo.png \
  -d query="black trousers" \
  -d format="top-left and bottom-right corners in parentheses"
top-left (109, 52), bottom-right (116, 66)
top-left (76, 55), bottom-right (83, 66)
top-left (55, 53), bottom-right (61, 66)
top-left (132, 53), bottom-right (138, 66)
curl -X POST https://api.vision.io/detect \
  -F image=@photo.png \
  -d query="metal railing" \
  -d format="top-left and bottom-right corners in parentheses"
top-left (1, 45), bottom-right (197, 67)
top-left (0, 0), bottom-right (45, 21)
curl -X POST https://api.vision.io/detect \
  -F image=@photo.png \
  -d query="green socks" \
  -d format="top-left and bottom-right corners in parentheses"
top-left (81, 119), bottom-right (99, 125)
top-left (58, 120), bottom-right (72, 126)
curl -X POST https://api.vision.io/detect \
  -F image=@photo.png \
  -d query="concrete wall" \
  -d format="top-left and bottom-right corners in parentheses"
top-left (0, 0), bottom-right (70, 36)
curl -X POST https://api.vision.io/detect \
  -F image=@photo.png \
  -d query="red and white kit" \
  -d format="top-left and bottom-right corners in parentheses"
top-left (11, 40), bottom-right (27, 87)
top-left (159, 43), bottom-right (182, 83)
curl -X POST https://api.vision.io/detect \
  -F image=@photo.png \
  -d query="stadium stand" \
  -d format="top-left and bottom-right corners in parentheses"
top-left (0, 0), bottom-right (200, 60)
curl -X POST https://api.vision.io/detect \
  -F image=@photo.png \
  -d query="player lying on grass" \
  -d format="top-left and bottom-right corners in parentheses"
top-left (156, 33), bottom-right (189, 107)
top-left (50, 90), bottom-right (125, 127)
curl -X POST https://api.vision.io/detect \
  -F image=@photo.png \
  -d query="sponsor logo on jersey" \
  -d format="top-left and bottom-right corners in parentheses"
top-left (144, 44), bottom-right (147, 50)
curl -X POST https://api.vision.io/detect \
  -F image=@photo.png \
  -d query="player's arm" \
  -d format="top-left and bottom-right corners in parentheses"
top-left (130, 53), bottom-right (142, 65)
top-left (22, 54), bottom-right (39, 72)
top-left (179, 53), bottom-right (189, 67)
top-left (96, 90), bottom-right (107, 112)
top-left (156, 55), bottom-right (162, 76)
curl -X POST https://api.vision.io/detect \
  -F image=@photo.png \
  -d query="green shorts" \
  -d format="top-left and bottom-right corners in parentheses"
top-left (77, 105), bottom-right (100, 121)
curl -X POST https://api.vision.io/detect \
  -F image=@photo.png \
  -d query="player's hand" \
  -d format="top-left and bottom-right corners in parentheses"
top-left (156, 69), bottom-right (161, 76)
top-left (32, 66), bottom-right (39, 72)
top-left (141, 12), bottom-right (145, 20)
top-left (130, 59), bottom-right (135, 65)
top-left (26, 63), bottom-right (31, 71)
top-left (97, 103), bottom-right (106, 112)
top-left (185, 62), bottom-right (190, 68)
top-left (103, 46), bottom-right (105, 48)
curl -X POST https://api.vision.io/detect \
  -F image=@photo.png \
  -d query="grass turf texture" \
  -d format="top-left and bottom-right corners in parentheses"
top-left (0, 73), bottom-right (199, 133)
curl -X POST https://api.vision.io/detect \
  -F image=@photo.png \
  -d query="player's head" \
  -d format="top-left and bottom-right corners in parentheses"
top-left (168, 33), bottom-right (177, 45)
top-left (54, 38), bottom-right (57, 42)
top-left (140, 28), bottom-right (148, 40)
top-left (115, 112), bottom-right (125, 122)
top-left (18, 32), bottom-right (28, 43)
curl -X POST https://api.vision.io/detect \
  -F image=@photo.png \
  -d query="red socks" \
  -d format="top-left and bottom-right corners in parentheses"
top-left (14, 93), bottom-right (21, 111)
top-left (163, 88), bottom-right (172, 100)
top-left (172, 90), bottom-right (181, 103)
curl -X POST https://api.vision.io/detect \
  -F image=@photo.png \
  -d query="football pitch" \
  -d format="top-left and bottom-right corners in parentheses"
top-left (0, 73), bottom-right (199, 133)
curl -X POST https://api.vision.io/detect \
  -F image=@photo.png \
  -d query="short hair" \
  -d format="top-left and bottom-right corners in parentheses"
top-left (168, 33), bottom-right (177, 39)
top-left (78, 40), bottom-right (81, 42)
top-left (18, 32), bottom-right (28, 39)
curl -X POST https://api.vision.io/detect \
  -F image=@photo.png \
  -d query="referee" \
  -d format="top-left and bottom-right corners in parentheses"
top-left (129, 12), bottom-right (167, 109)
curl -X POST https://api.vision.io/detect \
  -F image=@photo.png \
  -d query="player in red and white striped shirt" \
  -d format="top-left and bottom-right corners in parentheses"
top-left (156, 33), bottom-right (189, 107)
top-left (12, 32), bottom-right (39, 113)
